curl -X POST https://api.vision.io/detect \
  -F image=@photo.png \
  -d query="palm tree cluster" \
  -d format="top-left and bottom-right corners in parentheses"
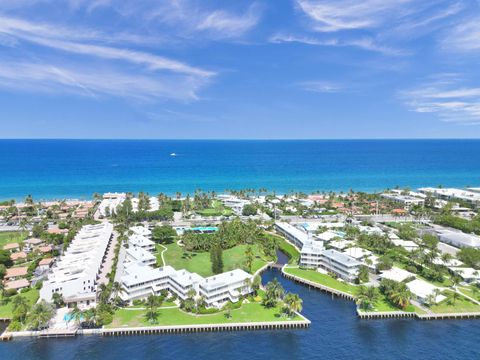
top-left (9, 295), bottom-right (55, 331)
top-left (379, 279), bottom-right (412, 310)
top-left (356, 286), bottom-right (379, 311)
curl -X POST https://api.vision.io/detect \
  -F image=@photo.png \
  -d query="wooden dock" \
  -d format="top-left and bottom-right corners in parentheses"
top-left (102, 320), bottom-right (310, 337)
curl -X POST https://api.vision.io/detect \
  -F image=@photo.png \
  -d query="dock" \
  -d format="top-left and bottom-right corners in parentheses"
top-left (102, 320), bottom-right (310, 337)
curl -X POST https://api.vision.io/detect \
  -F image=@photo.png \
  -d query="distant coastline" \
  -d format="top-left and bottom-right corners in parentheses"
top-left (1, 139), bottom-right (480, 201)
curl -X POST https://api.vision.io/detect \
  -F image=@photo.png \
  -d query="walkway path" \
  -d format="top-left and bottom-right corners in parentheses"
top-left (98, 230), bottom-right (119, 285)
top-left (158, 244), bottom-right (168, 266)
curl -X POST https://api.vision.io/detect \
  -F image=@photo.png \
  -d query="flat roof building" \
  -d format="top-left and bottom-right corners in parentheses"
top-left (39, 222), bottom-right (113, 309)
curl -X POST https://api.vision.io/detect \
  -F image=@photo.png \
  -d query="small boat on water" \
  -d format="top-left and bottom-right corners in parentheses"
top-left (170, 153), bottom-right (177, 156)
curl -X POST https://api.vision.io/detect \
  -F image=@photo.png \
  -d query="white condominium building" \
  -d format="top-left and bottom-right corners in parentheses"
top-left (199, 269), bottom-right (252, 306)
top-left (40, 222), bottom-right (113, 308)
top-left (98, 193), bottom-right (126, 216)
top-left (120, 262), bottom-right (252, 308)
top-left (318, 249), bottom-right (361, 282)
top-left (276, 221), bottom-right (360, 281)
top-left (128, 234), bottom-right (155, 252)
top-left (119, 224), bottom-right (253, 309)
top-left (125, 246), bottom-right (156, 266)
top-left (275, 222), bottom-right (309, 249)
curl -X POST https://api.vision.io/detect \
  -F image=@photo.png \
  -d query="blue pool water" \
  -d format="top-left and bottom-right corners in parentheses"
top-left (1, 269), bottom-right (480, 360)
top-left (1, 139), bottom-right (480, 200)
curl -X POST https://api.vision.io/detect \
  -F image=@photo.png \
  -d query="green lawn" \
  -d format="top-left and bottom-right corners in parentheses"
top-left (108, 302), bottom-right (301, 328)
top-left (0, 288), bottom-right (39, 319)
top-left (157, 243), bottom-right (269, 277)
top-left (429, 291), bottom-right (480, 313)
top-left (458, 286), bottom-right (480, 302)
top-left (0, 231), bottom-right (27, 248)
top-left (197, 200), bottom-right (233, 217)
top-left (284, 267), bottom-right (357, 295)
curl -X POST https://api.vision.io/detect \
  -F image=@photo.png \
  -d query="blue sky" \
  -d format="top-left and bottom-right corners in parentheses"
top-left (1, 0), bottom-right (480, 139)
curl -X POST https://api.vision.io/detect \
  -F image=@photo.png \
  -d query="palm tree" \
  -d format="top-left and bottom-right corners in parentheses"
top-left (145, 295), bottom-right (159, 324)
top-left (244, 246), bottom-right (255, 273)
top-left (70, 305), bottom-right (83, 327)
top-left (283, 293), bottom-right (303, 317)
top-left (390, 285), bottom-right (411, 310)
top-left (28, 300), bottom-right (54, 330)
top-left (12, 295), bottom-right (29, 324)
top-left (111, 282), bottom-right (122, 299)
top-left (356, 286), bottom-right (379, 311)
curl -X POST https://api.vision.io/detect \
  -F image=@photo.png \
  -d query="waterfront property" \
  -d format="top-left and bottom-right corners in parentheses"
top-left (276, 221), bottom-right (360, 281)
top-left (39, 222), bottom-right (113, 308)
top-left (119, 225), bottom-right (253, 308)
top-left (317, 249), bottom-right (361, 282)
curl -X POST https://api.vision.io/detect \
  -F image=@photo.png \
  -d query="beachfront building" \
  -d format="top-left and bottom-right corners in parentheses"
top-left (381, 191), bottom-right (425, 209)
top-left (218, 195), bottom-right (251, 215)
top-left (419, 187), bottom-right (480, 209)
top-left (317, 249), bottom-right (361, 282)
top-left (39, 222), bottom-right (113, 308)
top-left (98, 193), bottom-right (126, 217)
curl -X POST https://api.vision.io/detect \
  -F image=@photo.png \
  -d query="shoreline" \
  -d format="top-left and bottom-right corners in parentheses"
top-left (280, 266), bottom-right (480, 321)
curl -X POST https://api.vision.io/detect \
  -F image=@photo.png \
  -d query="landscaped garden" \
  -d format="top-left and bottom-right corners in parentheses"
top-left (156, 242), bottom-right (269, 277)
top-left (196, 200), bottom-right (233, 217)
top-left (107, 302), bottom-right (301, 328)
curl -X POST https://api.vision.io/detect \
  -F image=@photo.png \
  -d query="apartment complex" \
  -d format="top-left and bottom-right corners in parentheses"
top-left (39, 222), bottom-right (113, 308)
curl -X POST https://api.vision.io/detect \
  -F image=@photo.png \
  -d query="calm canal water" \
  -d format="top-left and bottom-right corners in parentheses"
top-left (1, 268), bottom-right (480, 360)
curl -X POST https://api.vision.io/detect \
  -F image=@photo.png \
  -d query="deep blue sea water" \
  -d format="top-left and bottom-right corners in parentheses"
top-left (1, 139), bottom-right (480, 200)
top-left (1, 269), bottom-right (480, 360)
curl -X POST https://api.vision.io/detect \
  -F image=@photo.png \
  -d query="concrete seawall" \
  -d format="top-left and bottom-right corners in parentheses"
top-left (103, 320), bottom-right (310, 336)
top-left (281, 265), bottom-right (480, 321)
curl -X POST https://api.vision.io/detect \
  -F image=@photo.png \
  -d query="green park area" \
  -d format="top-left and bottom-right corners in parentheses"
top-left (107, 302), bottom-right (301, 328)
top-left (0, 288), bottom-right (39, 319)
top-left (0, 231), bottom-right (27, 248)
top-left (283, 266), bottom-right (357, 295)
top-left (157, 242), bottom-right (269, 277)
top-left (429, 291), bottom-right (480, 314)
top-left (196, 200), bottom-right (233, 217)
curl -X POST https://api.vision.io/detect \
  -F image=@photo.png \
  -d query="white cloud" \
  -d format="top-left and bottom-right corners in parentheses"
top-left (0, 15), bottom-right (214, 101)
top-left (401, 76), bottom-right (480, 124)
top-left (442, 15), bottom-right (480, 52)
top-left (298, 81), bottom-right (343, 93)
top-left (295, 0), bottom-right (415, 32)
top-left (0, 61), bottom-right (207, 101)
top-left (269, 33), bottom-right (407, 56)
top-left (148, 1), bottom-right (261, 39)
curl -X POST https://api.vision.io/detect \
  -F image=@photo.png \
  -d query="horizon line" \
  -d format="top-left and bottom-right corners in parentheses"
top-left (1, 137), bottom-right (480, 141)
